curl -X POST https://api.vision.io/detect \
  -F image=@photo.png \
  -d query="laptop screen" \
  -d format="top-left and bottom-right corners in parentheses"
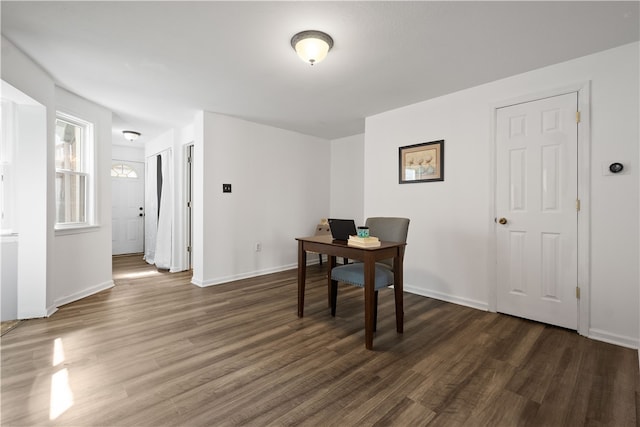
top-left (328, 218), bottom-right (357, 241)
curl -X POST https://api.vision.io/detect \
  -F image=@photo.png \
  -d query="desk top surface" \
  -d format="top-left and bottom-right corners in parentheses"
top-left (296, 234), bottom-right (405, 250)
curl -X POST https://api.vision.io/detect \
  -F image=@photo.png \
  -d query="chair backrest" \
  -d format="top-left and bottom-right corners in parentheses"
top-left (365, 217), bottom-right (410, 267)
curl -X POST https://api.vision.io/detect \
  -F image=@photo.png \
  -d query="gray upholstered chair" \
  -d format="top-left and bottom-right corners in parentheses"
top-left (330, 217), bottom-right (410, 331)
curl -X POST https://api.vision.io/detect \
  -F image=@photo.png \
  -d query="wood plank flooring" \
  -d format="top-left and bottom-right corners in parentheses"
top-left (1, 254), bottom-right (638, 426)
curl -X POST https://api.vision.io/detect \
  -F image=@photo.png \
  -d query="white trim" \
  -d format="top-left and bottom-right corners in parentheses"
top-left (588, 328), bottom-right (639, 350)
top-left (54, 110), bottom-right (96, 228)
top-left (487, 97), bottom-right (498, 313)
top-left (53, 280), bottom-right (114, 308)
top-left (46, 305), bottom-right (58, 318)
top-left (575, 82), bottom-right (592, 338)
top-left (1, 233), bottom-right (18, 242)
top-left (190, 261), bottom-right (321, 288)
top-left (17, 308), bottom-right (49, 319)
top-left (489, 81), bottom-right (591, 336)
top-left (404, 284), bottom-right (489, 311)
top-left (55, 224), bottom-right (100, 235)
top-left (184, 143), bottom-right (194, 273)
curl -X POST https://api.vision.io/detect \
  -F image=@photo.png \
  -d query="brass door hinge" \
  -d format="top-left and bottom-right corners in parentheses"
top-left (576, 199), bottom-right (581, 211)
top-left (576, 286), bottom-right (581, 299)
top-left (576, 111), bottom-right (581, 123)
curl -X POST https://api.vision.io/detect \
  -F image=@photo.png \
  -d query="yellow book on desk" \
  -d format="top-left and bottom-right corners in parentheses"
top-left (348, 235), bottom-right (381, 248)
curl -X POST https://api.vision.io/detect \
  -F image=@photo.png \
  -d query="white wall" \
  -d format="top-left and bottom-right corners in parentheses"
top-left (2, 37), bottom-right (115, 317)
top-left (330, 134), bottom-right (365, 225)
top-left (52, 87), bottom-right (114, 308)
top-left (364, 42), bottom-right (639, 348)
top-left (2, 36), bottom-right (53, 318)
top-left (1, 237), bottom-right (18, 321)
top-left (112, 144), bottom-right (144, 163)
top-left (192, 112), bottom-right (330, 286)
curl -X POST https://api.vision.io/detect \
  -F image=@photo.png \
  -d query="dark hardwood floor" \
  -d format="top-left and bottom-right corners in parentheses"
top-left (1, 254), bottom-right (638, 426)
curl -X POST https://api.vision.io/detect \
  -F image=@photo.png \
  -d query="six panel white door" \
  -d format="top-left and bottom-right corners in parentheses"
top-left (496, 92), bottom-right (578, 329)
top-left (112, 161), bottom-right (145, 255)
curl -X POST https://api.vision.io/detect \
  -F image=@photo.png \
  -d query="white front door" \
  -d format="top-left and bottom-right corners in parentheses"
top-left (496, 92), bottom-right (578, 330)
top-left (112, 161), bottom-right (145, 255)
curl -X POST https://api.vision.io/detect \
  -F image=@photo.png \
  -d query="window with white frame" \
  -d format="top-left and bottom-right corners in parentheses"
top-left (55, 112), bottom-right (94, 228)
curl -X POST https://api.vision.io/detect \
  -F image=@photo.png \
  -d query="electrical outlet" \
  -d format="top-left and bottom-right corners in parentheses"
top-left (222, 183), bottom-right (232, 193)
top-left (255, 242), bottom-right (262, 252)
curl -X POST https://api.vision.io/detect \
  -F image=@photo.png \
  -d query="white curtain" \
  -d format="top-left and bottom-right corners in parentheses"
top-left (154, 150), bottom-right (172, 269)
top-left (144, 156), bottom-right (157, 265)
top-left (144, 149), bottom-right (172, 269)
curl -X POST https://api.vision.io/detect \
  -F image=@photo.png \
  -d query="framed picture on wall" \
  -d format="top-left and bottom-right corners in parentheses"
top-left (399, 140), bottom-right (444, 183)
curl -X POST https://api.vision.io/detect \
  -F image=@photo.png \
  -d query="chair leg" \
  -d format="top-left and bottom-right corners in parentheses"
top-left (373, 290), bottom-right (378, 332)
top-left (318, 253), bottom-right (323, 265)
top-left (330, 279), bottom-right (338, 316)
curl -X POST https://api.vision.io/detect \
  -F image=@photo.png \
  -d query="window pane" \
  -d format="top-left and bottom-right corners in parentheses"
top-left (55, 172), bottom-right (86, 224)
top-left (55, 119), bottom-right (84, 172)
top-left (55, 112), bottom-right (93, 228)
top-left (111, 163), bottom-right (138, 178)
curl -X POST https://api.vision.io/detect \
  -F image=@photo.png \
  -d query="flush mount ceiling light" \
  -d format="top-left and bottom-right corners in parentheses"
top-left (122, 130), bottom-right (141, 142)
top-left (291, 30), bottom-right (334, 66)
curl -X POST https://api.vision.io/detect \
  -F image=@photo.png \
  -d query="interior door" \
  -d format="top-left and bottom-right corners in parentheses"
top-left (496, 92), bottom-right (578, 330)
top-left (186, 144), bottom-right (194, 269)
top-left (112, 161), bottom-right (145, 255)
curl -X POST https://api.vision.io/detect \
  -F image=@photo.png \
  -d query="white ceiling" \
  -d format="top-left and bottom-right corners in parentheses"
top-left (2, 1), bottom-right (638, 144)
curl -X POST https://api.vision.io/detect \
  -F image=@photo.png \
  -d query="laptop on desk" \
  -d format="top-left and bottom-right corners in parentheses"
top-left (328, 218), bottom-right (357, 241)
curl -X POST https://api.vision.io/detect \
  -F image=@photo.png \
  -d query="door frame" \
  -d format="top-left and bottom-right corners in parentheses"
top-left (488, 81), bottom-right (591, 337)
top-left (111, 159), bottom-right (145, 255)
top-left (185, 143), bottom-right (194, 270)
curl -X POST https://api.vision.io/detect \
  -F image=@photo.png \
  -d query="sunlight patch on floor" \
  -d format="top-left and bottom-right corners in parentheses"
top-left (50, 338), bottom-right (73, 420)
top-left (116, 270), bottom-right (163, 279)
top-left (52, 337), bottom-right (65, 366)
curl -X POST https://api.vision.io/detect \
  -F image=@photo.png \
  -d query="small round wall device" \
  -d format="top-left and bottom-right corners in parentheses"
top-left (609, 162), bottom-right (624, 173)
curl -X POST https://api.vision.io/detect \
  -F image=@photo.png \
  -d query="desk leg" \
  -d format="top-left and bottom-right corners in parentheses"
top-left (364, 255), bottom-right (375, 350)
top-left (394, 249), bottom-right (404, 333)
top-left (327, 255), bottom-right (336, 308)
top-left (297, 240), bottom-right (306, 317)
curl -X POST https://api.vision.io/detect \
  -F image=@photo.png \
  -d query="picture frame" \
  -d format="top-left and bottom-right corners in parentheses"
top-left (399, 140), bottom-right (444, 183)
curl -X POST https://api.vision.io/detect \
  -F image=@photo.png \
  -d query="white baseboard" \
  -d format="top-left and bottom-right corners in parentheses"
top-left (404, 284), bottom-right (489, 311)
top-left (191, 258), bottom-right (328, 287)
top-left (588, 328), bottom-right (639, 350)
top-left (404, 286), bottom-right (638, 350)
top-left (53, 280), bottom-right (114, 309)
top-left (192, 263), bottom-right (302, 287)
top-left (17, 309), bottom-right (48, 320)
top-left (46, 305), bottom-right (58, 317)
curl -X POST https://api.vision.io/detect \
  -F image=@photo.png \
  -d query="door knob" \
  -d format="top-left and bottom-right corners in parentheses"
top-left (498, 217), bottom-right (508, 225)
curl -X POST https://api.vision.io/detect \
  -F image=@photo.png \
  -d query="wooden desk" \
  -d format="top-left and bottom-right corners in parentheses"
top-left (296, 235), bottom-right (406, 350)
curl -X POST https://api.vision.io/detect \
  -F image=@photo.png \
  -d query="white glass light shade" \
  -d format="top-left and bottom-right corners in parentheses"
top-left (291, 30), bottom-right (334, 66)
top-left (122, 130), bottom-right (140, 142)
